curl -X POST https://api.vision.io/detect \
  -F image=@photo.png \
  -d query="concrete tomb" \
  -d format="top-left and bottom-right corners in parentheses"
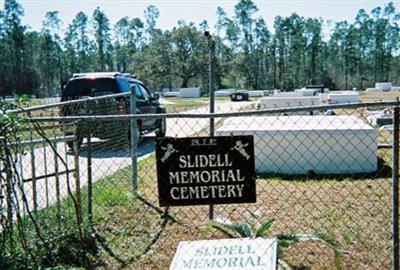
top-left (216, 115), bottom-right (377, 174)
top-left (179, 88), bottom-right (201, 98)
top-left (258, 96), bottom-right (320, 113)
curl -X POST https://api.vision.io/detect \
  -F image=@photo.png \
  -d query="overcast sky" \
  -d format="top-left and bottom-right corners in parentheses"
top-left (1, 0), bottom-right (399, 35)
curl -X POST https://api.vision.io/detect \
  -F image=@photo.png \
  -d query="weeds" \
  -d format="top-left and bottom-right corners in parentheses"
top-left (0, 95), bottom-right (98, 269)
top-left (212, 211), bottom-right (345, 270)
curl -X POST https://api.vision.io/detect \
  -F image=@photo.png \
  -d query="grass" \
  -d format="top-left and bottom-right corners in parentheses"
top-left (160, 90), bottom-right (399, 114)
top-left (163, 96), bottom-right (231, 113)
top-left (5, 92), bottom-right (398, 269)
top-left (83, 97), bottom-right (396, 269)
top-left (82, 128), bottom-right (393, 269)
top-left (2, 157), bottom-right (163, 269)
top-left (119, 150), bottom-right (393, 270)
top-left (132, 102), bottom-right (394, 269)
top-left (6, 128), bottom-right (395, 269)
top-left (359, 91), bottom-right (400, 102)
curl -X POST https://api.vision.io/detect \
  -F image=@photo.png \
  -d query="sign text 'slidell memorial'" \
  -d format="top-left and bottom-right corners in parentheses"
top-left (169, 238), bottom-right (278, 270)
top-left (155, 136), bottom-right (256, 207)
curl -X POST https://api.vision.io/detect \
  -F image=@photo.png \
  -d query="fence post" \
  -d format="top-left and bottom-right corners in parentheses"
top-left (4, 155), bottom-right (13, 238)
top-left (206, 31), bottom-right (216, 220)
top-left (130, 86), bottom-right (138, 191)
top-left (53, 137), bottom-right (61, 225)
top-left (86, 101), bottom-right (93, 225)
top-left (42, 113), bottom-right (49, 208)
top-left (393, 104), bottom-right (399, 270)
top-left (73, 125), bottom-right (82, 226)
top-left (29, 120), bottom-right (37, 213)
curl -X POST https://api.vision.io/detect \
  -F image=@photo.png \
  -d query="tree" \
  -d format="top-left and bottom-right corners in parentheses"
top-left (199, 20), bottom-right (209, 32)
top-left (144, 5), bottom-right (160, 41)
top-left (114, 16), bottom-right (131, 72)
top-left (225, 18), bottom-right (240, 51)
top-left (0, 8), bottom-right (7, 97)
top-left (215, 6), bottom-right (228, 57)
top-left (39, 11), bottom-right (63, 96)
top-left (92, 7), bottom-right (113, 71)
top-left (304, 18), bottom-right (323, 85)
top-left (3, 0), bottom-right (26, 94)
top-left (170, 21), bottom-right (208, 88)
top-left (64, 12), bottom-right (92, 73)
top-left (287, 14), bottom-right (307, 89)
top-left (354, 8), bottom-right (373, 89)
top-left (0, 0), bottom-right (399, 96)
top-left (254, 17), bottom-right (271, 89)
top-left (382, 2), bottom-right (399, 82)
top-left (234, 0), bottom-right (259, 88)
top-left (130, 17), bottom-right (145, 51)
top-left (133, 32), bottom-right (174, 91)
top-left (273, 16), bottom-right (286, 90)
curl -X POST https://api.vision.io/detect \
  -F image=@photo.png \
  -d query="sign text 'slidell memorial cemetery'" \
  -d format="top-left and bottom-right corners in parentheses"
top-left (156, 136), bottom-right (256, 207)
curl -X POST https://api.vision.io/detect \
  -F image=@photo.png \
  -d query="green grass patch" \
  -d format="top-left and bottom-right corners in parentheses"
top-left (130, 153), bottom-right (393, 269)
top-left (163, 97), bottom-right (208, 112)
top-left (3, 128), bottom-right (394, 269)
top-left (0, 156), bottom-right (160, 269)
top-left (163, 96), bottom-right (232, 113)
top-left (359, 91), bottom-right (400, 102)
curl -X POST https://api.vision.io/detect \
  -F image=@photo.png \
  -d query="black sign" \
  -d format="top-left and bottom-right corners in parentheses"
top-left (155, 136), bottom-right (256, 207)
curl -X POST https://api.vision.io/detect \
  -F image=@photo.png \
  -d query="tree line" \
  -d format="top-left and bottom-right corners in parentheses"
top-left (0, 0), bottom-right (399, 97)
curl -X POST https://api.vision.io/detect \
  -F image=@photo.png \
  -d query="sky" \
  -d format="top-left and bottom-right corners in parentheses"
top-left (1, 0), bottom-right (399, 36)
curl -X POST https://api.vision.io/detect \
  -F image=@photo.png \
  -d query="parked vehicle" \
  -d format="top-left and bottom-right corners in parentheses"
top-left (304, 84), bottom-right (328, 95)
top-left (60, 72), bottom-right (166, 148)
top-left (230, 90), bottom-right (249, 101)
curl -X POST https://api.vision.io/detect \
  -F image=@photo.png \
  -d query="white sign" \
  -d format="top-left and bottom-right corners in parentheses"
top-left (169, 238), bottom-right (277, 270)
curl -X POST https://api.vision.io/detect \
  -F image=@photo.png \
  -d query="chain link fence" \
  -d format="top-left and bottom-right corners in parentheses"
top-left (1, 93), bottom-right (399, 269)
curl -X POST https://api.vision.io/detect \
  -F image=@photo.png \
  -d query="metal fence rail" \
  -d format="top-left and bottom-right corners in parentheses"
top-left (1, 95), bottom-right (399, 270)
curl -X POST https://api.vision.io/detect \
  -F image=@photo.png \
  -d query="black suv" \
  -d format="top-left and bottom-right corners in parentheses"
top-left (60, 72), bottom-right (166, 148)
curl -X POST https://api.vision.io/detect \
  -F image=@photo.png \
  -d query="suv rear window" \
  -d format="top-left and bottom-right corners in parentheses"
top-left (62, 78), bottom-right (120, 100)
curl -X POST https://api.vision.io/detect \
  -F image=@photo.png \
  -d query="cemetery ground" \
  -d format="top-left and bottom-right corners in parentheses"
top-left (27, 151), bottom-right (391, 269)
top-left (162, 96), bottom-right (231, 113)
top-left (99, 94), bottom-right (395, 269)
top-left (15, 117), bottom-right (395, 270)
top-left (5, 92), bottom-right (399, 269)
top-left (359, 91), bottom-right (400, 103)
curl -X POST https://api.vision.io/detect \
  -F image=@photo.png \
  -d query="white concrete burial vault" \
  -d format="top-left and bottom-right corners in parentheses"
top-left (216, 115), bottom-right (378, 174)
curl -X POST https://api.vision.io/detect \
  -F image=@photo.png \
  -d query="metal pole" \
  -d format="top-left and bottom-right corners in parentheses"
top-left (5, 154), bottom-right (13, 238)
top-left (393, 104), bottom-right (399, 270)
top-left (209, 35), bottom-right (216, 135)
top-left (130, 86), bottom-right (138, 191)
top-left (73, 128), bottom-right (82, 226)
top-left (53, 130), bottom-right (61, 226)
top-left (86, 102), bottom-right (93, 224)
top-left (29, 122), bottom-right (37, 213)
top-left (207, 32), bottom-right (216, 220)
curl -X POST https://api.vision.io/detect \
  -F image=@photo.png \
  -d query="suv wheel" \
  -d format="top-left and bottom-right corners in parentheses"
top-left (156, 119), bottom-right (166, 137)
